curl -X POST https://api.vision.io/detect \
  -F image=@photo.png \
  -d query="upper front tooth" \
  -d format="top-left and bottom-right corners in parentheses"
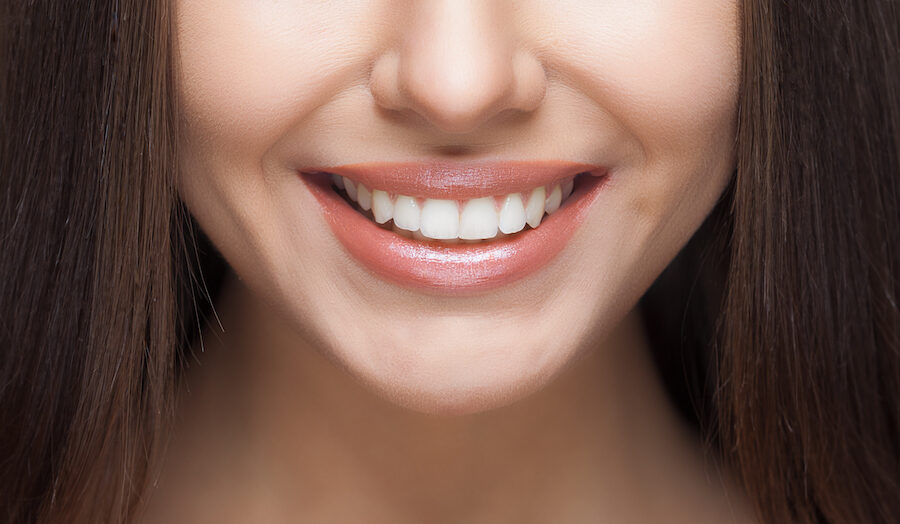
top-left (371, 189), bottom-right (393, 223)
top-left (459, 197), bottom-right (498, 240)
top-left (420, 199), bottom-right (459, 240)
top-left (331, 173), bottom-right (344, 190)
top-left (545, 184), bottom-right (562, 214)
top-left (498, 194), bottom-right (526, 234)
top-left (357, 183), bottom-right (372, 211)
top-left (393, 195), bottom-right (421, 231)
top-left (353, 180), bottom-right (566, 238)
top-left (342, 176), bottom-right (358, 201)
top-left (525, 187), bottom-right (545, 228)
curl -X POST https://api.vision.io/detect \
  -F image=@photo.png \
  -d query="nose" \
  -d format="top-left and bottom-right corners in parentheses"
top-left (369, 1), bottom-right (547, 135)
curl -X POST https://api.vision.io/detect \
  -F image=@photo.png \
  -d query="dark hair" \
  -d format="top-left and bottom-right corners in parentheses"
top-left (1, 1), bottom-right (897, 522)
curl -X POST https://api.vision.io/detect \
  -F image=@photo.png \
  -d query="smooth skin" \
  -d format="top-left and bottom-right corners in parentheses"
top-left (142, 1), bottom-right (755, 522)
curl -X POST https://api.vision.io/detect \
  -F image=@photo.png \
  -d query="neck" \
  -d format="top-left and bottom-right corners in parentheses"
top-left (147, 271), bottom-right (748, 523)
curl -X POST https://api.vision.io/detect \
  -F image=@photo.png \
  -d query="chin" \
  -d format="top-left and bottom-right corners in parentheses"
top-left (363, 371), bottom-right (549, 416)
top-left (334, 333), bottom-right (575, 416)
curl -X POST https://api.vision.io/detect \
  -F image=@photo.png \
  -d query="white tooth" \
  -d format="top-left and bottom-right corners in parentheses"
top-left (419, 199), bottom-right (459, 240)
top-left (371, 189), bottom-right (393, 224)
top-left (331, 173), bottom-right (344, 190)
top-left (545, 184), bottom-right (562, 214)
top-left (561, 177), bottom-right (574, 200)
top-left (498, 194), bottom-right (526, 234)
top-left (459, 197), bottom-right (498, 240)
top-left (393, 195), bottom-right (420, 231)
top-left (342, 176), bottom-right (358, 201)
top-left (357, 184), bottom-right (372, 211)
top-left (525, 187), bottom-right (545, 228)
top-left (412, 229), bottom-right (429, 241)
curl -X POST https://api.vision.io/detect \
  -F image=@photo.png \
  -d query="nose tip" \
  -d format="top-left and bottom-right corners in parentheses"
top-left (369, 3), bottom-right (546, 135)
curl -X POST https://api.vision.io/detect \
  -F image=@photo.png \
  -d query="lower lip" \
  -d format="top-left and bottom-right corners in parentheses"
top-left (300, 171), bottom-right (608, 294)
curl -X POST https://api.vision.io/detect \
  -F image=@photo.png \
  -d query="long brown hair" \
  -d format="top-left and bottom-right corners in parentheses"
top-left (2, 1), bottom-right (897, 522)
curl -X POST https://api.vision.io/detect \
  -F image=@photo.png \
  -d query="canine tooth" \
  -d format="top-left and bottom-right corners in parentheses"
top-left (525, 187), bottom-right (545, 228)
top-left (498, 194), bottom-right (526, 234)
top-left (561, 177), bottom-right (574, 200)
top-left (393, 195), bottom-right (420, 231)
top-left (420, 199), bottom-right (459, 240)
top-left (372, 189), bottom-right (393, 223)
top-left (357, 184), bottom-right (372, 211)
top-left (459, 197), bottom-right (498, 240)
top-left (545, 184), bottom-right (562, 214)
top-left (342, 176), bottom-right (358, 201)
top-left (331, 173), bottom-right (343, 189)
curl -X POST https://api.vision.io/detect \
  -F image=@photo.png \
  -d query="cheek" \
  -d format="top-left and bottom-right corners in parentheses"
top-left (172, 1), bottom-right (385, 274)
top-left (537, 1), bottom-right (740, 290)
top-left (174, 1), bottom-right (377, 160)
top-left (539, 0), bottom-right (740, 153)
top-left (609, 5), bottom-right (740, 143)
top-left (584, 1), bottom-right (739, 228)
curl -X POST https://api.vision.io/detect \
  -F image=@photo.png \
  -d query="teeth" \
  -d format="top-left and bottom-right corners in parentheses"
top-left (525, 186), bottom-right (545, 228)
top-left (498, 194), bottom-right (527, 234)
top-left (392, 223), bottom-right (413, 239)
top-left (357, 184), bottom-right (372, 211)
top-left (544, 184), bottom-right (562, 214)
top-left (420, 199), bottom-right (459, 239)
top-left (459, 197), bottom-right (498, 240)
top-left (371, 189), bottom-right (393, 224)
top-left (393, 195), bottom-right (420, 231)
top-left (561, 177), bottom-right (574, 200)
top-left (333, 175), bottom-right (581, 242)
top-left (342, 176), bottom-right (358, 201)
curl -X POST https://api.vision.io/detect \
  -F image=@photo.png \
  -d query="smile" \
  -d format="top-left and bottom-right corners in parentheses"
top-left (300, 161), bottom-right (609, 294)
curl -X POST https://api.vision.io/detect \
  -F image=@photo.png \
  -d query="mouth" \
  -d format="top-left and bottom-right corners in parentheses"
top-left (299, 161), bottom-right (609, 294)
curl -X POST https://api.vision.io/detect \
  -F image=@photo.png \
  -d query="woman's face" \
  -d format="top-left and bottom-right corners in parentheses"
top-left (175, 1), bottom-right (739, 413)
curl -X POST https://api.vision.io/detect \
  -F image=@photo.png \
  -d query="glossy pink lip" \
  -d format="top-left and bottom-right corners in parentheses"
top-left (299, 162), bottom-right (608, 295)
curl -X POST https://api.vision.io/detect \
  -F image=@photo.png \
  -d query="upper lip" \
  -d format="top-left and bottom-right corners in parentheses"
top-left (301, 160), bottom-right (605, 199)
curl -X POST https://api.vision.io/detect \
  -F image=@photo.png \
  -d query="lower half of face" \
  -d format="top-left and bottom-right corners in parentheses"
top-left (175, 0), bottom-right (739, 414)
